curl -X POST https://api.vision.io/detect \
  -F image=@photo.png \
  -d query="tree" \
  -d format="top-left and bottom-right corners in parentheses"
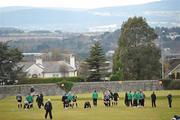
top-left (78, 61), bottom-right (89, 81)
top-left (0, 42), bottom-right (23, 84)
top-left (113, 17), bottom-right (161, 80)
top-left (86, 41), bottom-right (107, 81)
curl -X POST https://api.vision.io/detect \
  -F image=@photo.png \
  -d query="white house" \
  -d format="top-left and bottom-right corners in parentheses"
top-left (19, 55), bottom-right (77, 78)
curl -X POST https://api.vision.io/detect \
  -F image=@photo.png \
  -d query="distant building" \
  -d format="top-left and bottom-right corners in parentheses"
top-left (165, 54), bottom-right (180, 79)
top-left (166, 63), bottom-right (180, 79)
top-left (19, 55), bottom-right (77, 78)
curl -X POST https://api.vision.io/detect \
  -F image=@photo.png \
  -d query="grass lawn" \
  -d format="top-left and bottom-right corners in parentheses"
top-left (0, 90), bottom-right (180, 120)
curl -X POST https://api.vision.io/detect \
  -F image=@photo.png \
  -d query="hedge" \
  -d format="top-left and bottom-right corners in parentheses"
top-left (162, 79), bottom-right (180, 90)
top-left (18, 77), bottom-right (84, 84)
top-left (57, 81), bottom-right (74, 92)
top-left (110, 74), bottom-right (120, 81)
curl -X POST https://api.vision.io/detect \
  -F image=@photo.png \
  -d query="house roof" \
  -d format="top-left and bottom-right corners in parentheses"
top-left (169, 64), bottom-right (180, 73)
top-left (165, 63), bottom-right (180, 77)
top-left (19, 61), bottom-right (75, 73)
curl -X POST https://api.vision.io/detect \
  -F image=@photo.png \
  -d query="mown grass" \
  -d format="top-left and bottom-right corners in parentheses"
top-left (0, 90), bottom-right (180, 120)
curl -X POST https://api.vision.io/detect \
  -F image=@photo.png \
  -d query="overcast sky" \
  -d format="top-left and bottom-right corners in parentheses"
top-left (0, 0), bottom-right (160, 9)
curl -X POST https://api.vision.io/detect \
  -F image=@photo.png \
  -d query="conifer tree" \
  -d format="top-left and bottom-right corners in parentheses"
top-left (86, 41), bottom-right (107, 81)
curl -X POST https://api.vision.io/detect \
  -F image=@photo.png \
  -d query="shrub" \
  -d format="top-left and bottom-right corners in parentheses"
top-left (161, 79), bottom-right (180, 90)
top-left (110, 74), bottom-right (120, 81)
top-left (167, 80), bottom-right (180, 90)
top-left (161, 79), bottom-right (172, 89)
top-left (57, 81), bottom-right (74, 92)
top-left (110, 71), bottom-right (123, 81)
top-left (18, 77), bottom-right (84, 84)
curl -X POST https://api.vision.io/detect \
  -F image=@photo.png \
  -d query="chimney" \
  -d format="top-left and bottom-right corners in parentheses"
top-left (36, 58), bottom-right (42, 65)
top-left (70, 54), bottom-right (75, 69)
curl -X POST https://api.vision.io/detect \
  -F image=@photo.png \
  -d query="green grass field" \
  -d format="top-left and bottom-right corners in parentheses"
top-left (0, 90), bottom-right (180, 120)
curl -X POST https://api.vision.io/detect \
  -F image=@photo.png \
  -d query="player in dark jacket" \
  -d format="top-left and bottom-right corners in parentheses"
top-left (167, 94), bottom-right (172, 108)
top-left (72, 95), bottom-right (78, 108)
top-left (113, 92), bottom-right (119, 106)
top-left (62, 93), bottom-right (68, 109)
top-left (125, 92), bottom-right (129, 106)
top-left (44, 99), bottom-right (53, 119)
top-left (151, 91), bottom-right (157, 107)
top-left (36, 94), bottom-right (43, 109)
top-left (84, 101), bottom-right (91, 109)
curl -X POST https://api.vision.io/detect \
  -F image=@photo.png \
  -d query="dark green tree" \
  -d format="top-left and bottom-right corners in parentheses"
top-left (113, 17), bottom-right (161, 80)
top-left (78, 61), bottom-right (89, 81)
top-left (0, 42), bottom-right (23, 84)
top-left (86, 41), bottom-right (107, 81)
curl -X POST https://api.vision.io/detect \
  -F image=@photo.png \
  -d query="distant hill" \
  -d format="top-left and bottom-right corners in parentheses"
top-left (0, 27), bottom-right (178, 59)
top-left (0, 0), bottom-right (179, 32)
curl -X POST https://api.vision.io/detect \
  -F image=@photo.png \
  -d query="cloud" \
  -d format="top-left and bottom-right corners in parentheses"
top-left (148, 21), bottom-right (180, 27)
top-left (92, 12), bottom-right (112, 16)
top-left (144, 10), bottom-right (180, 17)
top-left (0, 0), bottom-right (160, 9)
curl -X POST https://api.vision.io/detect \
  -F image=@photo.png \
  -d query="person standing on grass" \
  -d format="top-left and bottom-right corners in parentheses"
top-left (62, 93), bottom-right (68, 109)
top-left (113, 92), bottom-right (119, 106)
top-left (127, 91), bottom-right (133, 107)
top-left (124, 92), bottom-right (129, 106)
top-left (92, 90), bottom-right (98, 107)
top-left (40, 93), bottom-right (44, 106)
top-left (167, 93), bottom-right (172, 108)
top-left (36, 94), bottom-right (43, 109)
top-left (72, 94), bottom-right (78, 108)
top-left (16, 93), bottom-right (22, 109)
top-left (133, 91), bottom-right (138, 107)
top-left (67, 92), bottom-right (73, 108)
top-left (141, 91), bottom-right (145, 107)
top-left (104, 91), bottom-right (111, 107)
top-left (44, 99), bottom-right (53, 120)
top-left (136, 91), bottom-right (141, 107)
top-left (151, 91), bottom-right (157, 108)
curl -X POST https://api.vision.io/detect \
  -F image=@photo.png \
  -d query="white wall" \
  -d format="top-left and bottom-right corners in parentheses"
top-left (26, 64), bottom-right (43, 78)
top-left (70, 55), bottom-right (75, 69)
top-left (68, 71), bottom-right (77, 77)
top-left (43, 73), bottom-right (63, 78)
top-left (26, 64), bottom-right (77, 78)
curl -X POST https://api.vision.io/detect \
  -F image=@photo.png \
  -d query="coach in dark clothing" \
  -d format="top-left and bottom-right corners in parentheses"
top-left (44, 99), bottom-right (52, 119)
top-left (62, 94), bottom-right (68, 108)
top-left (167, 94), bottom-right (172, 108)
top-left (36, 94), bottom-right (43, 109)
top-left (151, 92), bottom-right (157, 107)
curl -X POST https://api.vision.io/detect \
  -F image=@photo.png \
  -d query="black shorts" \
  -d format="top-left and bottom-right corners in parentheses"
top-left (114, 98), bottom-right (118, 101)
top-left (18, 100), bottom-right (22, 103)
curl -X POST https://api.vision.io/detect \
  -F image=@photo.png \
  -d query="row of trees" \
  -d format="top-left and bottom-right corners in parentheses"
top-left (84, 17), bottom-right (161, 81)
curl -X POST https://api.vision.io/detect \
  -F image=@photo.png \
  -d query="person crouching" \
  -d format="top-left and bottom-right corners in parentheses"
top-left (84, 101), bottom-right (91, 109)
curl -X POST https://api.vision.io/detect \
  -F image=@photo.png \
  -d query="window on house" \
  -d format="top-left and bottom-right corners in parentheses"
top-left (53, 74), bottom-right (59, 77)
top-left (32, 74), bottom-right (38, 78)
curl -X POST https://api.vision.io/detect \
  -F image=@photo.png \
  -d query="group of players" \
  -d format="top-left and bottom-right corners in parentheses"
top-left (61, 92), bottom-right (78, 109)
top-left (92, 90), bottom-right (145, 108)
top-left (124, 90), bottom-right (146, 107)
top-left (16, 93), bottom-right (44, 110)
top-left (15, 89), bottom-right (174, 119)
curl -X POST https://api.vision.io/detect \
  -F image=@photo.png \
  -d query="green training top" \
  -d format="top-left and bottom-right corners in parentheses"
top-left (92, 92), bottom-right (98, 99)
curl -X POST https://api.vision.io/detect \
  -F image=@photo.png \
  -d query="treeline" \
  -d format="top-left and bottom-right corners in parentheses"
top-left (7, 30), bottom-right (120, 59)
top-left (1, 27), bottom-right (180, 59)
